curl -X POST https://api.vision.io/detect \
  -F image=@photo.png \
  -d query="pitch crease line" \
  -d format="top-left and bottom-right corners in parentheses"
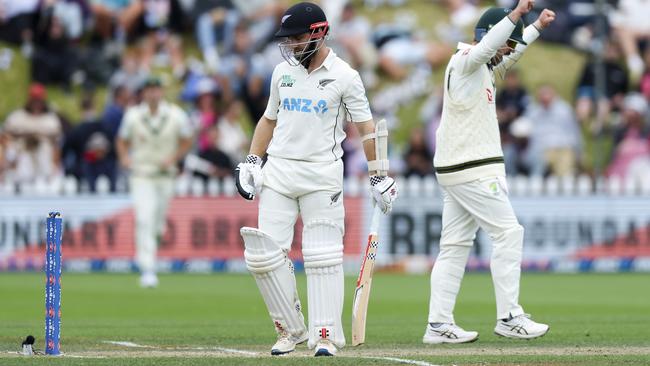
top-left (104, 341), bottom-right (259, 356)
top-left (210, 347), bottom-right (259, 356)
top-left (369, 356), bottom-right (440, 366)
top-left (102, 341), bottom-right (156, 348)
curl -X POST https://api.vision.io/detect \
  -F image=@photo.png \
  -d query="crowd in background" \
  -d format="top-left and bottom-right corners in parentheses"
top-left (0, 0), bottom-right (650, 193)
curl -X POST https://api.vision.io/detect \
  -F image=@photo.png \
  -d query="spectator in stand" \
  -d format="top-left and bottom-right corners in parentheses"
top-left (376, 25), bottom-right (451, 80)
top-left (0, 0), bottom-right (39, 57)
top-left (189, 78), bottom-right (220, 153)
top-left (217, 100), bottom-right (248, 163)
top-left (330, 2), bottom-right (378, 88)
top-left (195, 0), bottom-right (238, 74)
top-left (436, 0), bottom-right (480, 43)
top-left (138, 0), bottom-right (186, 77)
top-left (403, 127), bottom-right (433, 177)
top-left (109, 50), bottom-right (147, 95)
top-left (444, 0), bottom-right (479, 29)
top-left (62, 95), bottom-right (117, 191)
top-left (609, 0), bottom-right (650, 80)
top-left (1, 84), bottom-right (62, 184)
top-left (507, 116), bottom-right (534, 175)
top-left (89, 0), bottom-right (139, 42)
top-left (216, 21), bottom-right (269, 120)
top-left (32, 11), bottom-right (77, 88)
top-left (364, 0), bottom-right (405, 9)
top-left (40, 0), bottom-right (93, 41)
top-left (195, 0), bottom-right (281, 74)
top-left (497, 69), bottom-right (529, 123)
top-left (525, 84), bottom-right (582, 177)
top-left (497, 69), bottom-right (530, 175)
top-left (575, 40), bottom-right (629, 127)
top-left (229, 0), bottom-right (284, 50)
top-left (102, 84), bottom-right (131, 140)
top-left (194, 126), bottom-right (233, 181)
top-left (606, 93), bottom-right (650, 181)
top-left (640, 47), bottom-right (650, 103)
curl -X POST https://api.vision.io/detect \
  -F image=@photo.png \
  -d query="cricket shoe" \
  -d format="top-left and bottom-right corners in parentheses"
top-left (314, 339), bottom-right (337, 357)
top-left (494, 314), bottom-right (549, 339)
top-left (271, 330), bottom-right (308, 355)
top-left (423, 323), bottom-right (479, 344)
top-left (139, 272), bottom-right (159, 288)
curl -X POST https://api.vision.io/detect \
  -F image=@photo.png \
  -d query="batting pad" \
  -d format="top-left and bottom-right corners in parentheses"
top-left (242, 227), bottom-right (307, 336)
top-left (302, 220), bottom-right (345, 349)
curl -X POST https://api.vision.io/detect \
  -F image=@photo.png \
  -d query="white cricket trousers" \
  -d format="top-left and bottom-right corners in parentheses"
top-left (130, 176), bottom-right (175, 273)
top-left (259, 156), bottom-right (345, 247)
top-left (428, 176), bottom-right (525, 323)
top-left (256, 156), bottom-right (347, 348)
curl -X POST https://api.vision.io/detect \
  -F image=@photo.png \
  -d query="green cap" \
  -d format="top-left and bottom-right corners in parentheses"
top-left (141, 76), bottom-right (162, 89)
top-left (474, 7), bottom-right (527, 46)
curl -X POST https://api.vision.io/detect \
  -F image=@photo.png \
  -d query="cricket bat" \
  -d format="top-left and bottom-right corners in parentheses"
top-left (351, 205), bottom-right (382, 346)
top-left (352, 118), bottom-right (388, 346)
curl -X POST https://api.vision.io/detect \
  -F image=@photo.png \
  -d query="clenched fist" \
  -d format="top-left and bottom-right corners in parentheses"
top-left (535, 9), bottom-right (556, 29)
top-left (513, 0), bottom-right (535, 15)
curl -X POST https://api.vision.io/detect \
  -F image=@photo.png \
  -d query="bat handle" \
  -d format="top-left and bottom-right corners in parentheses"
top-left (369, 205), bottom-right (381, 234)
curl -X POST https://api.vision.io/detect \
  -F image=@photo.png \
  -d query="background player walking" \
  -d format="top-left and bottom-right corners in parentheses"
top-left (116, 77), bottom-right (193, 288)
top-left (235, 2), bottom-right (397, 357)
top-left (425, 0), bottom-right (556, 344)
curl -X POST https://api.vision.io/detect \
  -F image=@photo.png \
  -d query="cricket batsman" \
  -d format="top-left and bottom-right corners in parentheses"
top-left (116, 77), bottom-right (193, 288)
top-left (235, 2), bottom-right (398, 357)
top-left (424, 0), bottom-right (555, 343)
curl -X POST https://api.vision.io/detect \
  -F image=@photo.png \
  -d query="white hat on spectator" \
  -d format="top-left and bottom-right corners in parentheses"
top-left (510, 116), bottom-right (533, 138)
top-left (624, 93), bottom-right (648, 115)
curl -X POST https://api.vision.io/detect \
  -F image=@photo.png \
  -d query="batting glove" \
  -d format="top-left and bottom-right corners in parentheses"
top-left (235, 154), bottom-right (263, 200)
top-left (370, 175), bottom-right (398, 214)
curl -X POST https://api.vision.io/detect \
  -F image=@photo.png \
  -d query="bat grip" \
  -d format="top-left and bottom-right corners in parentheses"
top-left (369, 205), bottom-right (381, 234)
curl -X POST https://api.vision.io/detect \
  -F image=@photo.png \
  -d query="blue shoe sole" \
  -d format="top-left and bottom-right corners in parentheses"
top-left (271, 349), bottom-right (293, 356)
top-left (314, 348), bottom-right (333, 357)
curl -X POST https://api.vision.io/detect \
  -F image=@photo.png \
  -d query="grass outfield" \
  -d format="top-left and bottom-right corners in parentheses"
top-left (0, 272), bottom-right (649, 365)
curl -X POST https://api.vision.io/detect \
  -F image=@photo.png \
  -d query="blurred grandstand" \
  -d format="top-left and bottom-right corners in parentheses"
top-left (1, 0), bottom-right (650, 273)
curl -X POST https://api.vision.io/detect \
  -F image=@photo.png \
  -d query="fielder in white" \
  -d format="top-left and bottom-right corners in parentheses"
top-left (235, 2), bottom-right (398, 357)
top-left (116, 77), bottom-right (193, 288)
top-left (425, 0), bottom-right (555, 344)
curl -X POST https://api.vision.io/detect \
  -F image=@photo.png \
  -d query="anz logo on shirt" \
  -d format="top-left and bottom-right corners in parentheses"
top-left (282, 98), bottom-right (329, 114)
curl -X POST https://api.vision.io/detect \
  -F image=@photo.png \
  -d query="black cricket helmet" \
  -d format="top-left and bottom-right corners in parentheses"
top-left (474, 7), bottom-right (527, 46)
top-left (276, 2), bottom-right (329, 67)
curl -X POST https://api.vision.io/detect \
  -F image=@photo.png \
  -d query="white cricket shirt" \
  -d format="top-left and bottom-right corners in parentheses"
top-left (263, 49), bottom-right (373, 162)
top-left (434, 17), bottom-right (540, 185)
top-left (119, 101), bottom-right (192, 177)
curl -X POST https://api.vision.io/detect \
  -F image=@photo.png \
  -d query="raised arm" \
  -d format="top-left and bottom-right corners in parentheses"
top-left (494, 9), bottom-right (556, 79)
top-left (459, 0), bottom-right (534, 74)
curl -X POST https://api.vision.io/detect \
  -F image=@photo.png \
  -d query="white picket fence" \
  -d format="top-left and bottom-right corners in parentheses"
top-left (2, 174), bottom-right (650, 197)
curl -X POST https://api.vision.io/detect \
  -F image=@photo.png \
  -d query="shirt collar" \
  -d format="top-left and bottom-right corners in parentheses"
top-left (142, 100), bottom-right (169, 117)
top-left (321, 48), bottom-right (337, 70)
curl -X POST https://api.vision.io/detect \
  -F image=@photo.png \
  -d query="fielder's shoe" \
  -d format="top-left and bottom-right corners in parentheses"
top-left (139, 272), bottom-right (159, 288)
top-left (271, 330), bottom-right (308, 355)
top-left (314, 339), bottom-right (337, 357)
top-left (423, 323), bottom-right (479, 344)
top-left (494, 313), bottom-right (549, 339)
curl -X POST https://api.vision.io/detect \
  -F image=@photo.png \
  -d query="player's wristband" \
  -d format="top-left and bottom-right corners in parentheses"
top-left (245, 154), bottom-right (262, 165)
